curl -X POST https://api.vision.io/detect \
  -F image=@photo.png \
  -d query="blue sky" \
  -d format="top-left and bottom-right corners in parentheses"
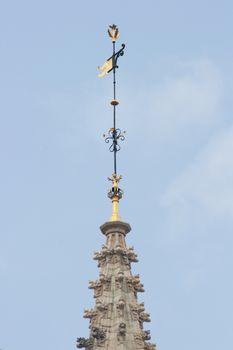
top-left (0, 1), bottom-right (233, 349)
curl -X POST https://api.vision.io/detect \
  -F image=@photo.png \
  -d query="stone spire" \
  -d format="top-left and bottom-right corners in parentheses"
top-left (76, 25), bottom-right (156, 350)
top-left (76, 220), bottom-right (156, 350)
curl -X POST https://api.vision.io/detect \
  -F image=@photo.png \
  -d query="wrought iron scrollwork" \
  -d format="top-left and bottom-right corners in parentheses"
top-left (104, 128), bottom-right (126, 153)
top-left (114, 44), bottom-right (125, 68)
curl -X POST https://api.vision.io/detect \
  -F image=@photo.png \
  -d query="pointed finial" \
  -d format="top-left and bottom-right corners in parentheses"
top-left (107, 174), bottom-right (123, 221)
top-left (108, 24), bottom-right (120, 42)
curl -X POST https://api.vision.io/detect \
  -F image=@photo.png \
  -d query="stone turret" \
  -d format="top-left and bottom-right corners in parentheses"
top-left (77, 221), bottom-right (156, 350)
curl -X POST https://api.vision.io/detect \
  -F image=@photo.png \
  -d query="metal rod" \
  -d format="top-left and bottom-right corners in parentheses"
top-left (103, 30), bottom-right (125, 177)
top-left (113, 40), bottom-right (117, 175)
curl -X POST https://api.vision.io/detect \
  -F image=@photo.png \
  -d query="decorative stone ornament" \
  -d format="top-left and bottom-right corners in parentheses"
top-left (77, 220), bottom-right (156, 350)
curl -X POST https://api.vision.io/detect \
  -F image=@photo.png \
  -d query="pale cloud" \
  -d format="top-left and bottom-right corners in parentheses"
top-left (161, 125), bottom-right (233, 218)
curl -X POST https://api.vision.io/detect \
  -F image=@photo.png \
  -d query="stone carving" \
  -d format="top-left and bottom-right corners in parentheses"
top-left (107, 254), bottom-right (119, 264)
top-left (144, 342), bottom-right (156, 350)
top-left (104, 277), bottom-right (111, 291)
top-left (93, 251), bottom-right (107, 268)
top-left (83, 309), bottom-right (98, 321)
top-left (88, 280), bottom-right (103, 298)
top-left (91, 327), bottom-right (106, 340)
top-left (96, 301), bottom-right (109, 320)
top-left (101, 244), bottom-right (108, 251)
top-left (126, 246), bottom-right (139, 263)
top-left (135, 283), bottom-right (145, 292)
top-left (99, 274), bottom-right (111, 291)
top-left (134, 334), bottom-right (155, 350)
top-left (127, 275), bottom-right (145, 293)
top-left (117, 322), bottom-right (126, 343)
top-left (99, 302), bottom-right (113, 319)
top-left (96, 301), bottom-right (107, 312)
top-left (94, 246), bottom-right (138, 267)
top-left (138, 302), bottom-right (145, 312)
top-left (106, 302), bottom-right (113, 319)
top-left (115, 246), bottom-right (125, 254)
top-left (134, 333), bottom-right (145, 348)
top-left (118, 322), bottom-right (126, 336)
top-left (99, 273), bottom-right (105, 280)
top-left (142, 330), bottom-right (151, 341)
top-left (83, 303), bottom-right (112, 324)
top-left (126, 279), bottom-right (134, 292)
top-left (130, 304), bottom-right (139, 320)
top-left (115, 243), bottom-right (123, 250)
top-left (93, 251), bottom-right (102, 260)
top-left (133, 275), bottom-right (145, 291)
top-left (76, 337), bottom-right (93, 349)
top-left (139, 312), bottom-right (151, 323)
top-left (90, 327), bottom-right (106, 347)
top-left (88, 280), bottom-right (100, 289)
top-left (84, 234), bottom-right (155, 349)
top-left (121, 254), bottom-right (129, 265)
top-left (116, 298), bottom-right (125, 317)
top-left (130, 303), bottom-right (151, 324)
top-left (115, 271), bottom-right (124, 290)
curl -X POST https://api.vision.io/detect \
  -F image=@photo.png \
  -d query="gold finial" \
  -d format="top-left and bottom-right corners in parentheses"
top-left (108, 24), bottom-right (120, 42)
top-left (107, 174), bottom-right (123, 221)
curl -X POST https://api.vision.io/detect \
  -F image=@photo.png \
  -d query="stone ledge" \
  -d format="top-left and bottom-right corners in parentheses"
top-left (100, 221), bottom-right (131, 236)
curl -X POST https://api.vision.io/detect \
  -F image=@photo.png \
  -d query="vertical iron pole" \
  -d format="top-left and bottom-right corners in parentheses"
top-left (113, 41), bottom-right (117, 175)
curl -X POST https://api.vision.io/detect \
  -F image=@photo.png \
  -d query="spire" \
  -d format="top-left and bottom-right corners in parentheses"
top-left (76, 25), bottom-right (157, 350)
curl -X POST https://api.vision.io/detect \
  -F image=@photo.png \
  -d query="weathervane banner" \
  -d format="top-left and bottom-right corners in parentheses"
top-left (98, 57), bottom-right (113, 77)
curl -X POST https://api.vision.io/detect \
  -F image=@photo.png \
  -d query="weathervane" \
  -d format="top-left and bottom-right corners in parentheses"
top-left (98, 25), bottom-right (126, 221)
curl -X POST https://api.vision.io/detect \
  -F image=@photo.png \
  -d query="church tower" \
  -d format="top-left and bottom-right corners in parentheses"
top-left (77, 25), bottom-right (156, 350)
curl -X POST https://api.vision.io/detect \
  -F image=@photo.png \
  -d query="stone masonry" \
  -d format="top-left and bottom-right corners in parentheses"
top-left (77, 221), bottom-right (156, 350)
